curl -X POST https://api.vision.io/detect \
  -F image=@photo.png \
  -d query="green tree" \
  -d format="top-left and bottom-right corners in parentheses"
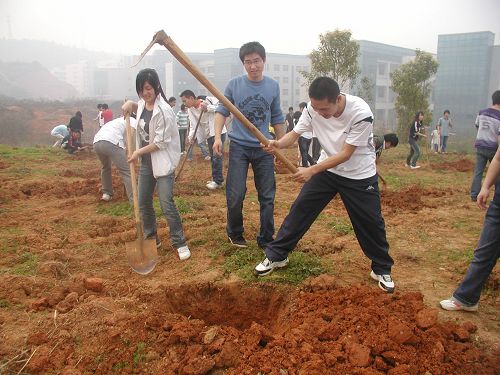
top-left (354, 76), bottom-right (375, 110)
top-left (302, 30), bottom-right (360, 90)
top-left (390, 50), bottom-right (438, 141)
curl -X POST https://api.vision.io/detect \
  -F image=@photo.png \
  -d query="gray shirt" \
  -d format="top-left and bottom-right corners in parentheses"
top-left (438, 117), bottom-right (452, 136)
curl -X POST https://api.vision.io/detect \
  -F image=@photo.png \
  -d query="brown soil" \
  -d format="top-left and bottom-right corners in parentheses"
top-left (0, 147), bottom-right (498, 375)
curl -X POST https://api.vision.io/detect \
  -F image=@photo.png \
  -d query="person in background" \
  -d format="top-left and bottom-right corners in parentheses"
top-left (94, 104), bottom-right (104, 128)
top-left (93, 116), bottom-right (134, 202)
top-left (285, 106), bottom-right (294, 133)
top-left (68, 111), bottom-right (83, 143)
top-left (212, 41), bottom-right (285, 249)
top-left (373, 133), bottom-right (399, 162)
top-left (176, 104), bottom-right (189, 154)
top-left (296, 102), bottom-right (314, 167)
top-left (181, 90), bottom-right (227, 189)
top-left (168, 97), bottom-right (177, 109)
top-left (254, 77), bottom-right (395, 294)
top-left (437, 109), bottom-right (453, 153)
top-left (440, 130), bottom-right (500, 312)
top-left (470, 90), bottom-right (500, 202)
top-left (50, 124), bottom-right (69, 147)
top-left (101, 104), bottom-right (113, 125)
top-left (406, 111), bottom-right (426, 169)
top-left (122, 68), bottom-right (191, 261)
top-left (430, 125), bottom-right (440, 153)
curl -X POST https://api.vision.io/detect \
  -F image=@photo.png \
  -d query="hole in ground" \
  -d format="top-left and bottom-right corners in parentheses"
top-left (162, 282), bottom-right (291, 331)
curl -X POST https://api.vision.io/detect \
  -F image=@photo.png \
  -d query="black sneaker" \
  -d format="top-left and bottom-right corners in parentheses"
top-left (228, 235), bottom-right (247, 248)
top-left (370, 271), bottom-right (395, 293)
top-left (254, 257), bottom-right (289, 276)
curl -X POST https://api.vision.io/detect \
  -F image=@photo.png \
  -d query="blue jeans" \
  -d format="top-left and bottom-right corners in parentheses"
top-left (187, 139), bottom-right (210, 160)
top-left (207, 134), bottom-right (226, 185)
top-left (138, 155), bottom-right (186, 249)
top-left (470, 147), bottom-right (496, 199)
top-left (406, 138), bottom-right (420, 167)
top-left (440, 135), bottom-right (449, 153)
top-left (226, 141), bottom-right (276, 246)
top-left (453, 184), bottom-right (500, 306)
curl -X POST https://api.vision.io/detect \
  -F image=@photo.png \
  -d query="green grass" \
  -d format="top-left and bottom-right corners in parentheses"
top-left (223, 246), bottom-right (325, 284)
top-left (0, 298), bottom-right (9, 308)
top-left (11, 252), bottom-right (38, 276)
top-left (133, 342), bottom-right (146, 365)
top-left (327, 217), bottom-right (354, 236)
top-left (112, 361), bottom-right (130, 372)
top-left (96, 197), bottom-right (203, 218)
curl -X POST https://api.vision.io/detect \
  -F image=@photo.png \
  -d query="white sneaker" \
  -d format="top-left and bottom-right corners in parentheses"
top-left (177, 245), bottom-right (191, 261)
top-left (370, 271), bottom-right (395, 293)
top-left (101, 193), bottom-right (111, 201)
top-left (440, 297), bottom-right (478, 312)
top-left (206, 181), bottom-right (223, 190)
top-left (204, 156), bottom-right (211, 161)
top-left (254, 257), bottom-right (289, 276)
top-left (410, 165), bottom-right (421, 169)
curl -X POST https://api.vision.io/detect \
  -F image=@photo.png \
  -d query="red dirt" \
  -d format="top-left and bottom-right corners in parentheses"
top-left (0, 147), bottom-right (498, 375)
top-left (10, 277), bottom-right (498, 375)
top-left (431, 158), bottom-right (475, 172)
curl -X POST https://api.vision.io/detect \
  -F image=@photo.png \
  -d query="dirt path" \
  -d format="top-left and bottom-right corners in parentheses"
top-left (0, 146), bottom-right (498, 374)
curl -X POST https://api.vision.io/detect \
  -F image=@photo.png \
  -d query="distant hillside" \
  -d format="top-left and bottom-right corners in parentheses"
top-left (0, 39), bottom-right (115, 69)
top-left (0, 61), bottom-right (77, 100)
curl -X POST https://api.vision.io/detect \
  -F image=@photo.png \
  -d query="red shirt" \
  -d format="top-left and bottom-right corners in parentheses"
top-left (102, 109), bottom-right (113, 124)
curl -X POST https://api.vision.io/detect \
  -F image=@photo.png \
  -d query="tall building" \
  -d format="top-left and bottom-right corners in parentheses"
top-left (433, 32), bottom-right (495, 136)
top-left (356, 40), bottom-right (416, 131)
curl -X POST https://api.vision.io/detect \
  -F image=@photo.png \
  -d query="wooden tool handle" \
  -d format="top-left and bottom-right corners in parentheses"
top-left (125, 115), bottom-right (141, 226)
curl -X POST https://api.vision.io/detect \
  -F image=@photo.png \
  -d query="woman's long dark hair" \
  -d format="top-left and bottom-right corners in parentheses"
top-left (135, 68), bottom-right (168, 102)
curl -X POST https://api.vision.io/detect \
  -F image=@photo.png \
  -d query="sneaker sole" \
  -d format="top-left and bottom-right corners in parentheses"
top-left (370, 271), bottom-right (394, 293)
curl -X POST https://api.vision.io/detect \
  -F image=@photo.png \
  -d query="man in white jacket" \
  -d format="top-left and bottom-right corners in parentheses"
top-left (181, 90), bottom-right (227, 190)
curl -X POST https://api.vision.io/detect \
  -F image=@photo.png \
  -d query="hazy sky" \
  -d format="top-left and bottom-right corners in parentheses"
top-left (1, 0), bottom-right (499, 56)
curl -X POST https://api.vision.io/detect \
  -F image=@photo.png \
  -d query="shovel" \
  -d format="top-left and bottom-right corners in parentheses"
top-left (125, 115), bottom-right (158, 275)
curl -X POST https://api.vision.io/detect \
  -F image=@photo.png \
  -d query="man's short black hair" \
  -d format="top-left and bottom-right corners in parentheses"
top-left (299, 102), bottom-right (307, 110)
top-left (444, 109), bottom-right (450, 115)
top-left (308, 77), bottom-right (340, 102)
top-left (180, 90), bottom-right (196, 99)
top-left (492, 90), bottom-right (500, 105)
top-left (384, 133), bottom-right (399, 147)
top-left (168, 96), bottom-right (176, 102)
top-left (239, 41), bottom-right (266, 63)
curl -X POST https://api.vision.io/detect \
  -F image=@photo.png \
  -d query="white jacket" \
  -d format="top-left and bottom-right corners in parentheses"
top-left (188, 96), bottom-right (226, 142)
top-left (134, 95), bottom-right (181, 178)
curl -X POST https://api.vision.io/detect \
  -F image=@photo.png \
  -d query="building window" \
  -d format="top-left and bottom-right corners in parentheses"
top-left (283, 89), bottom-right (289, 96)
top-left (274, 76), bottom-right (280, 83)
top-left (295, 89), bottom-right (300, 95)
top-left (274, 64), bottom-right (280, 71)
top-left (283, 77), bottom-right (289, 84)
top-left (283, 100), bottom-right (288, 107)
top-left (283, 65), bottom-right (288, 71)
top-left (377, 86), bottom-right (386, 99)
top-left (378, 63), bottom-right (387, 76)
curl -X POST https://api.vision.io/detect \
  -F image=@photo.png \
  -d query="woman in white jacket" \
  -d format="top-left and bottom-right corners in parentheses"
top-left (123, 68), bottom-right (190, 261)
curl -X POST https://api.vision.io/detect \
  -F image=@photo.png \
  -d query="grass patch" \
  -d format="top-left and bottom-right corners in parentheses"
top-left (11, 252), bottom-right (38, 276)
top-left (327, 217), bottom-right (354, 236)
top-left (447, 248), bottom-right (475, 263)
top-left (0, 298), bottom-right (9, 308)
top-left (133, 342), bottom-right (146, 365)
top-left (223, 246), bottom-right (325, 284)
top-left (97, 201), bottom-right (133, 218)
top-left (97, 197), bottom-right (203, 218)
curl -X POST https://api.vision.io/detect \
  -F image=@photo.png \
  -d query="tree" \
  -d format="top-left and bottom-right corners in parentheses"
top-left (302, 30), bottom-right (360, 91)
top-left (354, 76), bottom-right (375, 110)
top-left (390, 50), bottom-right (438, 141)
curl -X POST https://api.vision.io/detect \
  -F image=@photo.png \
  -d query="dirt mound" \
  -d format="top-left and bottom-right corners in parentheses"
top-left (12, 280), bottom-right (498, 375)
top-left (431, 158), bottom-right (475, 172)
top-left (381, 186), bottom-right (454, 214)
